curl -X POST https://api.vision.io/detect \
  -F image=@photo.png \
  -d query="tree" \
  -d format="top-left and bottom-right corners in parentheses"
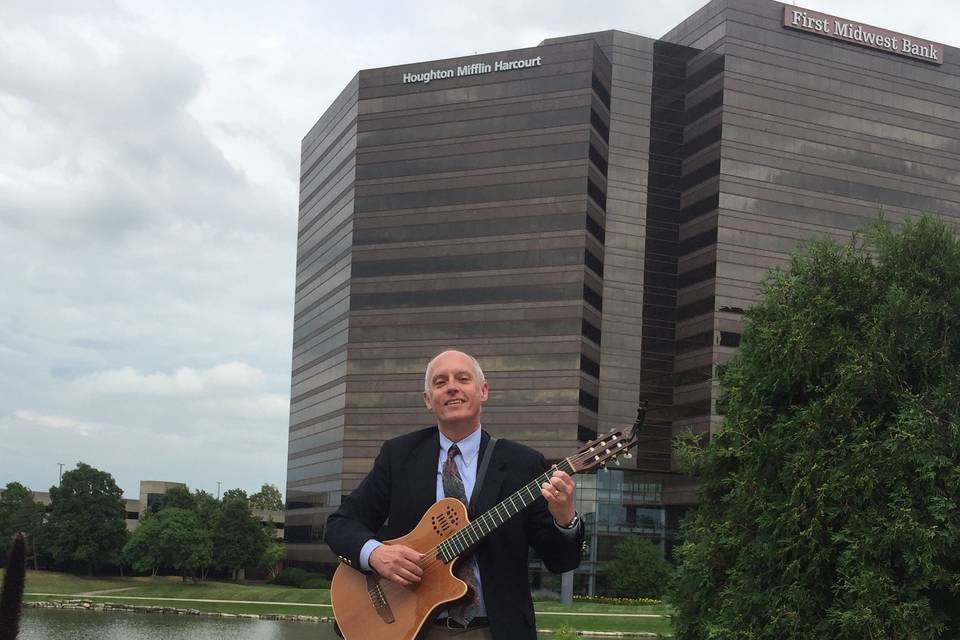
top-left (212, 491), bottom-right (270, 580)
top-left (124, 490), bottom-right (214, 580)
top-left (154, 507), bottom-right (212, 582)
top-left (193, 490), bottom-right (219, 526)
top-left (192, 490), bottom-right (220, 580)
top-left (605, 536), bottom-right (672, 598)
top-left (0, 484), bottom-right (44, 570)
top-left (14, 500), bottom-right (46, 571)
top-left (0, 483), bottom-right (31, 543)
top-left (221, 488), bottom-right (247, 503)
top-left (159, 485), bottom-right (195, 512)
top-left (47, 463), bottom-right (127, 574)
top-left (250, 483), bottom-right (283, 512)
top-left (123, 512), bottom-right (164, 576)
top-left (261, 542), bottom-right (285, 581)
top-left (671, 217), bottom-right (960, 639)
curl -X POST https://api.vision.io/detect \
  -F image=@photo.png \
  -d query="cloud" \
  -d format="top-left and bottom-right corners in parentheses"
top-left (73, 362), bottom-right (267, 397)
top-left (0, 356), bottom-right (289, 496)
top-left (12, 410), bottom-right (105, 437)
top-left (0, 0), bottom-right (953, 501)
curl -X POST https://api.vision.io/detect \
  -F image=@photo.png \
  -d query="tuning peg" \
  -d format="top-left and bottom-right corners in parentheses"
top-left (613, 458), bottom-right (621, 467)
top-left (623, 453), bottom-right (632, 459)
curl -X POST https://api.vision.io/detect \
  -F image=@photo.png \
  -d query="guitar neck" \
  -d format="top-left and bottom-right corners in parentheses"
top-left (436, 458), bottom-right (577, 563)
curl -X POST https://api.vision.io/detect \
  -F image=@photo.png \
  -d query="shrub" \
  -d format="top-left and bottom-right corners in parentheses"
top-left (671, 217), bottom-right (960, 639)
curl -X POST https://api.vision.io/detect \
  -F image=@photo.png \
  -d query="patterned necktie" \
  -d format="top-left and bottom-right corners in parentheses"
top-left (442, 444), bottom-right (481, 625)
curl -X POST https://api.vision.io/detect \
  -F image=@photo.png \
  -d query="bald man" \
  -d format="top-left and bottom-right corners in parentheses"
top-left (326, 350), bottom-right (584, 640)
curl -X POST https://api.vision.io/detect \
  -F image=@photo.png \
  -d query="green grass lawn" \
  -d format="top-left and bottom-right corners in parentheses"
top-left (12, 570), bottom-right (331, 617)
top-left (536, 612), bottom-right (674, 636)
top-left (534, 599), bottom-right (673, 635)
top-left (6, 570), bottom-right (674, 635)
top-left (18, 571), bottom-right (330, 603)
top-left (97, 578), bottom-right (331, 604)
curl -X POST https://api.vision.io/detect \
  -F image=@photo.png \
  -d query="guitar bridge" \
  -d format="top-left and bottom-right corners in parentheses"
top-left (365, 573), bottom-right (395, 624)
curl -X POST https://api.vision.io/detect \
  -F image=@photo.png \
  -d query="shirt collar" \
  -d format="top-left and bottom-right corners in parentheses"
top-left (438, 426), bottom-right (482, 468)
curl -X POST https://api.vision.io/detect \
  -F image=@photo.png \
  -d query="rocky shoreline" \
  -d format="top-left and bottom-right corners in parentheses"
top-left (25, 599), bottom-right (332, 623)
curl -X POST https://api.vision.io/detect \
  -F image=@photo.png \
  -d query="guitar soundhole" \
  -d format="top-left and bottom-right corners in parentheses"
top-left (431, 508), bottom-right (460, 537)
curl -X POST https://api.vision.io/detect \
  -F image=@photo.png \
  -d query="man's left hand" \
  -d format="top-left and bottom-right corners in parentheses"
top-left (541, 468), bottom-right (576, 526)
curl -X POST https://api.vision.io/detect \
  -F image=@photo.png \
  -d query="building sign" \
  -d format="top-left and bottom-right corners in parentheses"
top-left (783, 6), bottom-right (943, 65)
top-left (403, 55), bottom-right (543, 84)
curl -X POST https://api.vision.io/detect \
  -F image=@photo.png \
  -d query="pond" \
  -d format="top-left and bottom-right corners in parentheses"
top-left (18, 607), bottom-right (557, 638)
top-left (18, 607), bottom-right (341, 640)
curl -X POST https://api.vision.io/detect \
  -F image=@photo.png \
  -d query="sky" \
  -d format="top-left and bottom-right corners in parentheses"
top-left (1, 0), bottom-right (956, 500)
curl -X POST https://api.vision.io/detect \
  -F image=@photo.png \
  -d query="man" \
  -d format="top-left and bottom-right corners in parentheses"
top-left (326, 349), bottom-right (584, 640)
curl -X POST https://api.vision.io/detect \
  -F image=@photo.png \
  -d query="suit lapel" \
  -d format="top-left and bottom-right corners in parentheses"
top-left (405, 428), bottom-right (440, 523)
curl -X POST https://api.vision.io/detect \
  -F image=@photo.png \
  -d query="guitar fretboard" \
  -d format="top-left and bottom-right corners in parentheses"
top-left (436, 457), bottom-right (576, 563)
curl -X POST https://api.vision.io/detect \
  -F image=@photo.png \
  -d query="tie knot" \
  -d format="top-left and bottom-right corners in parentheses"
top-left (447, 444), bottom-right (461, 461)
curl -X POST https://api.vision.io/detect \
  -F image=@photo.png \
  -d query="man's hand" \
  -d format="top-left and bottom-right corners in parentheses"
top-left (541, 468), bottom-right (576, 526)
top-left (369, 544), bottom-right (425, 586)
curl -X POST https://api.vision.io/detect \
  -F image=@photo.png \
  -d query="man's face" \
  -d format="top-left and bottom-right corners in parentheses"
top-left (422, 351), bottom-right (489, 429)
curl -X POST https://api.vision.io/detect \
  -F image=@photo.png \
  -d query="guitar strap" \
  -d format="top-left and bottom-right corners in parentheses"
top-left (468, 436), bottom-right (497, 517)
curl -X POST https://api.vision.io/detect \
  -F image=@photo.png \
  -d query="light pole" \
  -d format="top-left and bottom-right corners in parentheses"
top-left (216, 481), bottom-right (221, 500)
top-left (58, 462), bottom-right (64, 486)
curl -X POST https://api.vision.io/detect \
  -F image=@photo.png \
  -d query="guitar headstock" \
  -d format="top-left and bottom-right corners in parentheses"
top-left (569, 401), bottom-right (649, 473)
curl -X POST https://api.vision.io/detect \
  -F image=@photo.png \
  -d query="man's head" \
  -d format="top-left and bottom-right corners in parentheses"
top-left (423, 350), bottom-right (488, 437)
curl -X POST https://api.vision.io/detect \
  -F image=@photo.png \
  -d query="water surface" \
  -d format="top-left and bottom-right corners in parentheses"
top-left (19, 607), bottom-right (557, 638)
top-left (19, 607), bottom-right (341, 640)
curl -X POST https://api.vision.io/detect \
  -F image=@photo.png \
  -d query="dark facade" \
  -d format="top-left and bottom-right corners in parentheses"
top-left (287, 0), bottom-right (960, 593)
top-left (288, 39), bottom-right (616, 567)
top-left (659, 0), bottom-right (960, 499)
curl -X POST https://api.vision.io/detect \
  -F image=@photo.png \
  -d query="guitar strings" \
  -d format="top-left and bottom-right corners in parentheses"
top-left (411, 467), bottom-right (556, 573)
top-left (407, 442), bottom-right (622, 574)
top-left (410, 448), bottom-right (594, 573)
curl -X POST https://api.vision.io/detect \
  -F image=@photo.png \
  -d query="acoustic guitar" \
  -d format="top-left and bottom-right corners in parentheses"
top-left (329, 403), bottom-right (648, 640)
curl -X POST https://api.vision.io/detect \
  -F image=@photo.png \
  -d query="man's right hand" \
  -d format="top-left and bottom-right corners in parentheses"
top-left (369, 544), bottom-right (425, 586)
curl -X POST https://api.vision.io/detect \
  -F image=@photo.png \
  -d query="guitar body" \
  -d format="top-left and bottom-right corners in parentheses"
top-left (331, 497), bottom-right (471, 640)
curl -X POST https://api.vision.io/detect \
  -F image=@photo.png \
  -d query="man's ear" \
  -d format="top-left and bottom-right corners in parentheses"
top-left (479, 381), bottom-right (489, 402)
top-left (423, 390), bottom-right (434, 412)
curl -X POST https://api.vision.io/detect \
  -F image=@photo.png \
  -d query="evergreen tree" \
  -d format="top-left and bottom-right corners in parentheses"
top-left (605, 536), bottom-right (672, 598)
top-left (671, 217), bottom-right (960, 639)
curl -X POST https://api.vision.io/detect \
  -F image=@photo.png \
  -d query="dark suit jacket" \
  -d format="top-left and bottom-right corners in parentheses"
top-left (325, 427), bottom-right (584, 640)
